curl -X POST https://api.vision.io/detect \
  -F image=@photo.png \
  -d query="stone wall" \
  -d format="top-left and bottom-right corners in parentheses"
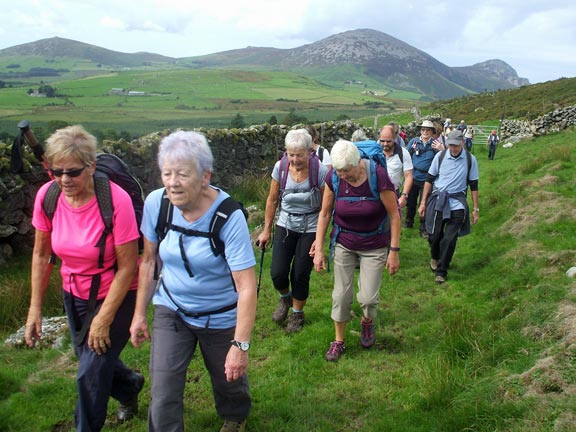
top-left (0, 120), bottom-right (370, 262)
top-left (1, 105), bottom-right (574, 264)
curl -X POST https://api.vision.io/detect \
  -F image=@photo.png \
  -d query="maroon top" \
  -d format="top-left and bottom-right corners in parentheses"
top-left (326, 162), bottom-right (395, 251)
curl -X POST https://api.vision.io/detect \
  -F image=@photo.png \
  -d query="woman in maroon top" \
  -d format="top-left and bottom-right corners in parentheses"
top-left (312, 139), bottom-right (400, 361)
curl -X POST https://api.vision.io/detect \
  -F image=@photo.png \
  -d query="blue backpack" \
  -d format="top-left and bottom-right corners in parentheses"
top-left (328, 141), bottom-right (390, 269)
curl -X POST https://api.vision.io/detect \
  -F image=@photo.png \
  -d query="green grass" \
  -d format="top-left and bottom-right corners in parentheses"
top-left (0, 128), bottom-right (575, 431)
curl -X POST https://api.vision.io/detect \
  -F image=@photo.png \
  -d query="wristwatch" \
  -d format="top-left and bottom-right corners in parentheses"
top-left (231, 340), bottom-right (250, 351)
top-left (401, 193), bottom-right (408, 198)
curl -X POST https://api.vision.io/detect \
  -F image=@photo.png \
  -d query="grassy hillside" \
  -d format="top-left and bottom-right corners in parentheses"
top-left (0, 128), bottom-right (575, 431)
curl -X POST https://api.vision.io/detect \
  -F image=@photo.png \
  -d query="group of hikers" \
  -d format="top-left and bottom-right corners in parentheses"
top-left (21, 118), bottom-right (486, 431)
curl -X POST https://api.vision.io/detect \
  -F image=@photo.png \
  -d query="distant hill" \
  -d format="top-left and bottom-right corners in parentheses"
top-left (0, 36), bottom-right (175, 67)
top-left (183, 29), bottom-right (530, 99)
top-left (0, 30), bottom-right (529, 100)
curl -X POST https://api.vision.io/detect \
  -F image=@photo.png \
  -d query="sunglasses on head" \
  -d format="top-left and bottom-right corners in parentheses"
top-left (49, 166), bottom-right (87, 178)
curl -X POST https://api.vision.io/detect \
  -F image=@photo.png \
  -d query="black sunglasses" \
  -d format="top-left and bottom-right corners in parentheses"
top-left (379, 139), bottom-right (394, 143)
top-left (49, 166), bottom-right (87, 178)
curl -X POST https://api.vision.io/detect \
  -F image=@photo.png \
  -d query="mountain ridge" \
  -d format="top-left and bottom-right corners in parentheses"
top-left (0, 29), bottom-right (529, 100)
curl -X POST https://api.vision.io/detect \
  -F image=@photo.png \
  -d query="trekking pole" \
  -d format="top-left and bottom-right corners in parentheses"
top-left (17, 120), bottom-right (53, 179)
top-left (254, 240), bottom-right (266, 297)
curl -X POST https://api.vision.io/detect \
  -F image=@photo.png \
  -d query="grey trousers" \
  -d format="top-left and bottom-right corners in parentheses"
top-left (148, 305), bottom-right (251, 431)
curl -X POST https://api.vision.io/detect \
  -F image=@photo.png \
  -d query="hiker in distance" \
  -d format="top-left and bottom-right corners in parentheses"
top-left (406, 120), bottom-right (445, 238)
top-left (487, 130), bottom-right (500, 160)
top-left (256, 129), bottom-right (329, 333)
top-left (129, 131), bottom-right (257, 432)
top-left (418, 129), bottom-right (480, 284)
top-left (305, 124), bottom-right (331, 167)
top-left (25, 125), bottom-right (143, 431)
top-left (378, 125), bottom-right (413, 208)
top-left (311, 139), bottom-right (401, 362)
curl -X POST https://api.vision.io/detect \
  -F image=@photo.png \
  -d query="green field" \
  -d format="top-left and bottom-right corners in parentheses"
top-left (0, 66), bottom-right (416, 137)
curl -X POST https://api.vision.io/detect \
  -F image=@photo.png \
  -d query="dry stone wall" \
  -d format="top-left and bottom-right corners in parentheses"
top-left (0, 120), bottom-right (369, 262)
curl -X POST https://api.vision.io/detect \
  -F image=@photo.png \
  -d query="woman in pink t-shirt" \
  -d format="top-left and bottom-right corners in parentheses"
top-left (24, 125), bottom-right (143, 431)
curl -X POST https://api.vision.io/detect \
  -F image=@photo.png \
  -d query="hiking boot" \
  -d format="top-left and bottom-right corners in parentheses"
top-left (435, 275), bottom-right (446, 284)
top-left (430, 259), bottom-right (439, 272)
top-left (325, 341), bottom-right (345, 362)
top-left (220, 419), bottom-right (246, 432)
top-left (285, 311), bottom-right (305, 333)
top-left (420, 231), bottom-right (429, 240)
top-left (272, 294), bottom-right (292, 323)
top-left (360, 319), bottom-right (376, 348)
top-left (117, 372), bottom-right (145, 423)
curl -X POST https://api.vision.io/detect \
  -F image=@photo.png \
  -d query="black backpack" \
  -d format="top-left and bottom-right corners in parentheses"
top-left (41, 152), bottom-right (144, 345)
top-left (154, 189), bottom-right (248, 261)
top-left (153, 190), bottom-right (249, 318)
top-left (42, 153), bottom-right (145, 264)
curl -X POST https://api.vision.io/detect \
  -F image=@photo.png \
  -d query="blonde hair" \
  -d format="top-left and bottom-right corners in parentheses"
top-left (45, 125), bottom-right (97, 166)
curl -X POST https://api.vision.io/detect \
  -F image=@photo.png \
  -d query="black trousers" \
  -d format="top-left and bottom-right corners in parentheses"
top-left (428, 209), bottom-right (466, 278)
top-left (405, 179), bottom-right (425, 232)
top-left (270, 225), bottom-right (315, 301)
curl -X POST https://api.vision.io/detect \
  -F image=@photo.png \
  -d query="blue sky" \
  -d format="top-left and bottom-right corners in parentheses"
top-left (0, 0), bottom-right (574, 84)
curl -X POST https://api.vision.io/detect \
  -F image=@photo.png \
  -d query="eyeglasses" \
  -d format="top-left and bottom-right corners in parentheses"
top-left (421, 127), bottom-right (434, 132)
top-left (379, 139), bottom-right (394, 143)
top-left (49, 166), bottom-right (87, 178)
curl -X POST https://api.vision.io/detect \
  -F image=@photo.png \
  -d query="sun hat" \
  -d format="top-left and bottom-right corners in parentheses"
top-left (418, 120), bottom-right (436, 133)
top-left (445, 130), bottom-right (464, 146)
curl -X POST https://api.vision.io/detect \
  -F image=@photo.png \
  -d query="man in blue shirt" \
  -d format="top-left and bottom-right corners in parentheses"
top-left (418, 130), bottom-right (480, 284)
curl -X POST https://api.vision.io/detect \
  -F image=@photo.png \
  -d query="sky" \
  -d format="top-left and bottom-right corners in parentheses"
top-left (0, 0), bottom-right (574, 84)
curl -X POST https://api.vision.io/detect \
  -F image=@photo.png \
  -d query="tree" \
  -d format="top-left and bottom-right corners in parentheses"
top-left (38, 84), bottom-right (56, 98)
top-left (281, 108), bottom-right (308, 126)
top-left (230, 113), bottom-right (245, 129)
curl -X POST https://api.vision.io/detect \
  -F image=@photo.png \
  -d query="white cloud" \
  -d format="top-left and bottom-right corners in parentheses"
top-left (0, 0), bottom-right (574, 83)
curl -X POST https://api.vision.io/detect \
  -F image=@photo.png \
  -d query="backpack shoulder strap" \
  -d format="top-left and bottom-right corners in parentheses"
top-left (394, 142), bottom-right (404, 164)
top-left (43, 181), bottom-right (62, 221)
top-left (155, 188), bottom-right (174, 244)
top-left (366, 159), bottom-right (379, 199)
top-left (437, 149), bottom-right (448, 172)
top-left (308, 151), bottom-right (320, 189)
top-left (278, 153), bottom-right (290, 191)
top-left (93, 174), bottom-right (113, 269)
top-left (209, 196), bottom-right (244, 257)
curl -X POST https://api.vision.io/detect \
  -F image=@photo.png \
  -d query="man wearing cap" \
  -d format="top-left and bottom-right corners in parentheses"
top-left (418, 130), bottom-right (479, 284)
top-left (406, 120), bottom-right (445, 237)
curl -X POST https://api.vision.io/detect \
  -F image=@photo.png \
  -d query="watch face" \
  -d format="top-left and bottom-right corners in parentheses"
top-left (240, 342), bottom-right (250, 351)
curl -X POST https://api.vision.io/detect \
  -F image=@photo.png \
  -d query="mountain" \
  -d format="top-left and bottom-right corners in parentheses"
top-left (0, 30), bottom-right (529, 100)
top-left (185, 29), bottom-right (530, 99)
top-left (0, 36), bottom-right (175, 67)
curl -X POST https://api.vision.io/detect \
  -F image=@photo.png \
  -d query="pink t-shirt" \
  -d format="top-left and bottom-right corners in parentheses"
top-left (32, 180), bottom-right (139, 300)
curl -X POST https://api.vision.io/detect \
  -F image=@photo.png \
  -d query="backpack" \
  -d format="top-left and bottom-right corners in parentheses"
top-left (43, 152), bottom-right (145, 264)
top-left (41, 152), bottom-right (144, 346)
top-left (277, 150), bottom-right (322, 212)
top-left (153, 192), bottom-right (249, 318)
top-left (353, 139), bottom-right (388, 170)
top-left (328, 150), bottom-right (390, 270)
top-left (155, 190), bottom-right (248, 260)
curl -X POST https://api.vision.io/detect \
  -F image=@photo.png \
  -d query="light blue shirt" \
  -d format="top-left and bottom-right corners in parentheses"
top-left (272, 160), bottom-right (328, 233)
top-left (141, 186), bottom-right (255, 328)
top-left (428, 150), bottom-right (479, 211)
